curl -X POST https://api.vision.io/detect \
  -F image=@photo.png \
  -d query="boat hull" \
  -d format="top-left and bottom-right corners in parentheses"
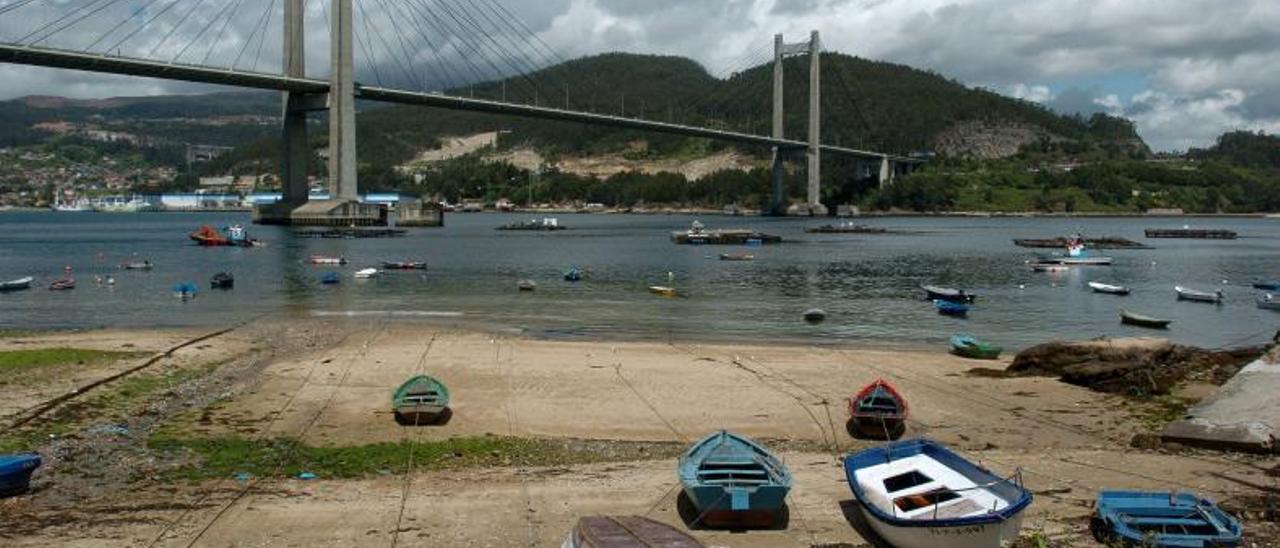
top-left (0, 277), bottom-right (33, 292)
top-left (858, 506), bottom-right (1025, 548)
top-left (681, 484), bottom-right (789, 527)
top-left (851, 415), bottom-right (906, 439)
top-left (0, 454), bottom-right (41, 497)
top-left (394, 405), bottom-right (448, 425)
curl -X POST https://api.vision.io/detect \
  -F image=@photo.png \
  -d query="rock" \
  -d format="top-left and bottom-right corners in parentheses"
top-left (1006, 338), bottom-right (1263, 395)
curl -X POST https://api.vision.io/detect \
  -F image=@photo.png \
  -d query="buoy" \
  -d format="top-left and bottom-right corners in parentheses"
top-left (803, 308), bottom-right (826, 323)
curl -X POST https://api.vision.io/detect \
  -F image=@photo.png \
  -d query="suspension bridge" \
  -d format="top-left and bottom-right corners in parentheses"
top-left (0, 0), bottom-right (920, 225)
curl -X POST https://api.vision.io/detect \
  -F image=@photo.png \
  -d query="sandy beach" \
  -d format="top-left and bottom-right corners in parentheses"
top-left (1, 318), bottom-right (1276, 547)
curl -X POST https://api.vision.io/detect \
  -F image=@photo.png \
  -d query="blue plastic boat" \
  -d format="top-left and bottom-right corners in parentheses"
top-left (0, 453), bottom-right (41, 496)
top-left (678, 430), bottom-right (791, 528)
top-left (320, 272), bottom-right (341, 285)
top-left (1091, 490), bottom-right (1242, 547)
top-left (171, 282), bottom-right (197, 298)
top-left (1252, 279), bottom-right (1280, 291)
top-left (934, 299), bottom-right (969, 317)
top-left (844, 438), bottom-right (1032, 547)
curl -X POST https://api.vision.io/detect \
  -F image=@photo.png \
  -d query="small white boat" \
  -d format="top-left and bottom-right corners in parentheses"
top-left (1258, 293), bottom-right (1280, 311)
top-left (309, 254), bottom-right (347, 265)
top-left (648, 285), bottom-right (677, 297)
top-left (0, 276), bottom-right (34, 292)
top-left (353, 268), bottom-right (379, 279)
top-left (1175, 285), bottom-right (1223, 303)
top-left (1088, 281), bottom-right (1130, 295)
top-left (844, 438), bottom-right (1032, 547)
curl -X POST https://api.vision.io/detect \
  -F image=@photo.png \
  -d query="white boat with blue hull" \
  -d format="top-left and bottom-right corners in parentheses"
top-left (844, 438), bottom-right (1032, 547)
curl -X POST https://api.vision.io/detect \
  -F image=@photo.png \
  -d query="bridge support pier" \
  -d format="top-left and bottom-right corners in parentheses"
top-left (805, 30), bottom-right (823, 215)
top-left (768, 34), bottom-right (786, 216)
top-left (279, 0), bottom-right (308, 209)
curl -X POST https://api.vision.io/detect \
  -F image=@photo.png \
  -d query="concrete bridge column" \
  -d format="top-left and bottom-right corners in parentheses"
top-left (280, 0), bottom-right (308, 208)
top-left (769, 33), bottom-right (786, 216)
top-left (328, 0), bottom-right (358, 201)
top-left (806, 30), bottom-right (821, 211)
top-left (878, 157), bottom-right (895, 189)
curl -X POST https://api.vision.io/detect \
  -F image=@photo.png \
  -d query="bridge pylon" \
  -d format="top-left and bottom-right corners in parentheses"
top-left (766, 31), bottom-right (826, 216)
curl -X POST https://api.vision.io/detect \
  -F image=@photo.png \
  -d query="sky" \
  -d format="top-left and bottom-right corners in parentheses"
top-left (0, 0), bottom-right (1277, 152)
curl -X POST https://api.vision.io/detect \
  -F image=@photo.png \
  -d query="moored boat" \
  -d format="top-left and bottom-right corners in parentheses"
top-left (354, 268), bottom-right (379, 279)
top-left (1175, 285), bottom-right (1223, 303)
top-left (844, 438), bottom-right (1032, 548)
top-left (934, 299), bottom-right (969, 317)
top-left (802, 308), bottom-right (826, 322)
top-left (1030, 263), bottom-right (1070, 273)
top-left (719, 252), bottom-right (755, 261)
top-left (561, 515), bottom-right (704, 548)
top-left (950, 333), bottom-right (1002, 359)
top-left (1032, 256), bottom-right (1113, 266)
top-left (678, 430), bottom-right (791, 528)
top-left (847, 379), bottom-right (908, 439)
top-left (320, 272), bottom-right (341, 285)
top-left (1088, 281), bottom-right (1130, 295)
top-left (190, 224), bottom-right (257, 247)
top-left (0, 453), bottom-right (41, 496)
top-left (1258, 293), bottom-right (1280, 311)
top-left (1090, 490), bottom-right (1242, 547)
top-left (121, 260), bottom-right (153, 270)
top-left (517, 279), bottom-right (537, 291)
top-left (49, 277), bottom-right (75, 290)
top-left (171, 282), bottom-right (197, 299)
top-left (1121, 309), bottom-right (1171, 329)
top-left (564, 267), bottom-right (582, 282)
top-left (648, 285), bottom-right (677, 297)
top-left (0, 276), bottom-right (34, 292)
top-left (310, 254), bottom-right (347, 265)
top-left (1252, 279), bottom-right (1280, 291)
top-left (210, 272), bottom-right (234, 289)
top-left (392, 375), bottom-right (450, 425)
top-left (382, 260), bottom-right (427, 270)
top-left (921, 285), bottom-right (974, 303)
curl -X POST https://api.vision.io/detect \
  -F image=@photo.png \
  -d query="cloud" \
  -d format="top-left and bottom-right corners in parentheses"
top-left (0, 0), bottom-right (1277, 151)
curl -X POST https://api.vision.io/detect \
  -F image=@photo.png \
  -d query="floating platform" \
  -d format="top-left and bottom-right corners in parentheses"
top-left (806, 224), bottom-right (888, 234)
top-left (295, 228), bottom-right (408, 239)
top-left (1144, 228), bottom-right (1237, 239)
top-left (671, 229), bottom-right (781, 245)
top-left (1014, 237), bottom-right (1151, 249)
top-left (254, 200), bottom-right (387, 227)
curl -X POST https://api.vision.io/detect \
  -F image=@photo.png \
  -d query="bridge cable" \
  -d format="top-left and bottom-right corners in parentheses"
top-left (681, 41), bottom-right (772, 117)
top-left (0, 0), bottom-right (44, 19)
top-left (453, 0), bottom-right (561, 93)
top-left (403, 0), bottom-right (491, 91)
top-left (145, 0), bottom-right (210, 58)
top-left (371, 0), bottom-right (428, 91)
top-left (249, 0), bottom-right (277, 72)
top-left (432, 0), bottom-right (542, 103)
top-left (83, 0), bottom-right (164, 53)
top-left (19, 0), bottom-right (122, 47)
top-left (830, 56), bottom-right (880, 151)
top-left (379, 0), bottom-right (466, 92)
top-left (357, 0), bottom-right (418, 89)
top-left (472, 0), bottom-right (598, 109)
top-left (104, 0), bottom-right (180, 53)
top-left (172, 0), bottom-right (243, 65)
top-left (229, 0), bottom-right (276, 70)
top-left (436, 0), bottom-right (548, 102)
top-left (351, 0), bottom-right (385, 86)
top-left (200, 0), bottom-right (247, 67)
top-left (412, 0), bottom-right (514, 91)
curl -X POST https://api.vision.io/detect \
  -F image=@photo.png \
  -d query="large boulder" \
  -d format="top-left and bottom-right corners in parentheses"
top-left (1007, 337), bottom-right (1262, 395)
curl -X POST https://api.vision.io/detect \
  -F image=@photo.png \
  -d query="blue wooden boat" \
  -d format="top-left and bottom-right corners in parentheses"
top-left (1091, 490), bottom-right (1242, 547)
top-left (921, 284), bottom-right (974, 303)
top-left (320, 272), bottom-right (341, 285)
top-left (844, 438), bottom-right (1032, 547)
top-left (0, 453), bottom-right (41, 497)
top-left (678, 430), bottom-right (791, 528)
top-left (934, 299), bottom-right (969, 317)
top-left (950, 334), bottom-right (1002, 359)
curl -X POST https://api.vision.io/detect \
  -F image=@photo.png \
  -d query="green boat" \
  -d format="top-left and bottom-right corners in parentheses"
top-left (949, 333), bottom-right (1003, 360)
top-left (392, 375), bottom-right (450, 425)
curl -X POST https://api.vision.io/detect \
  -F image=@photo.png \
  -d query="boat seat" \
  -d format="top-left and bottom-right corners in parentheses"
top-left (1123, 517), bottom-right (1209, 527)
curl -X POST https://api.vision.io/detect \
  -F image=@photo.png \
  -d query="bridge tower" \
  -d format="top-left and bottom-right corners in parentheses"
top-left (767, 31), bottom-right (825, 216)
top-left (257, 0), bottom-right (384, 225)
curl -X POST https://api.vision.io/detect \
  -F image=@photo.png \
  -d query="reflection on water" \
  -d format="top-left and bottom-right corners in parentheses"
top-left (1, 211), bottom-right (1277, 350)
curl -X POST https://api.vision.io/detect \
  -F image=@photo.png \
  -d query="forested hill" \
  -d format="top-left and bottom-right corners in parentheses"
top-left (353, 51), bottom-right (1150, 166)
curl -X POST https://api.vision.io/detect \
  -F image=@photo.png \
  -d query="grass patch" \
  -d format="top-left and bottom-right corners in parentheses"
top-left (1125, 395), bottom-right (1199, 431)
top-left (0, 347), bottom-right (147, 377)
top-left (151, 435), bottom-right (682, 481)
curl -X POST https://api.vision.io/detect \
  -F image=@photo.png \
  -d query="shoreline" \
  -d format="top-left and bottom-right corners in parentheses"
top-left (2, 318), bottom-right (1277, 546)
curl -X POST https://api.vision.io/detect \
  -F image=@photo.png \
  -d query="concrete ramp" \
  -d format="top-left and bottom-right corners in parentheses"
top-left (1162, 353), bottom-right (1280, 453)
